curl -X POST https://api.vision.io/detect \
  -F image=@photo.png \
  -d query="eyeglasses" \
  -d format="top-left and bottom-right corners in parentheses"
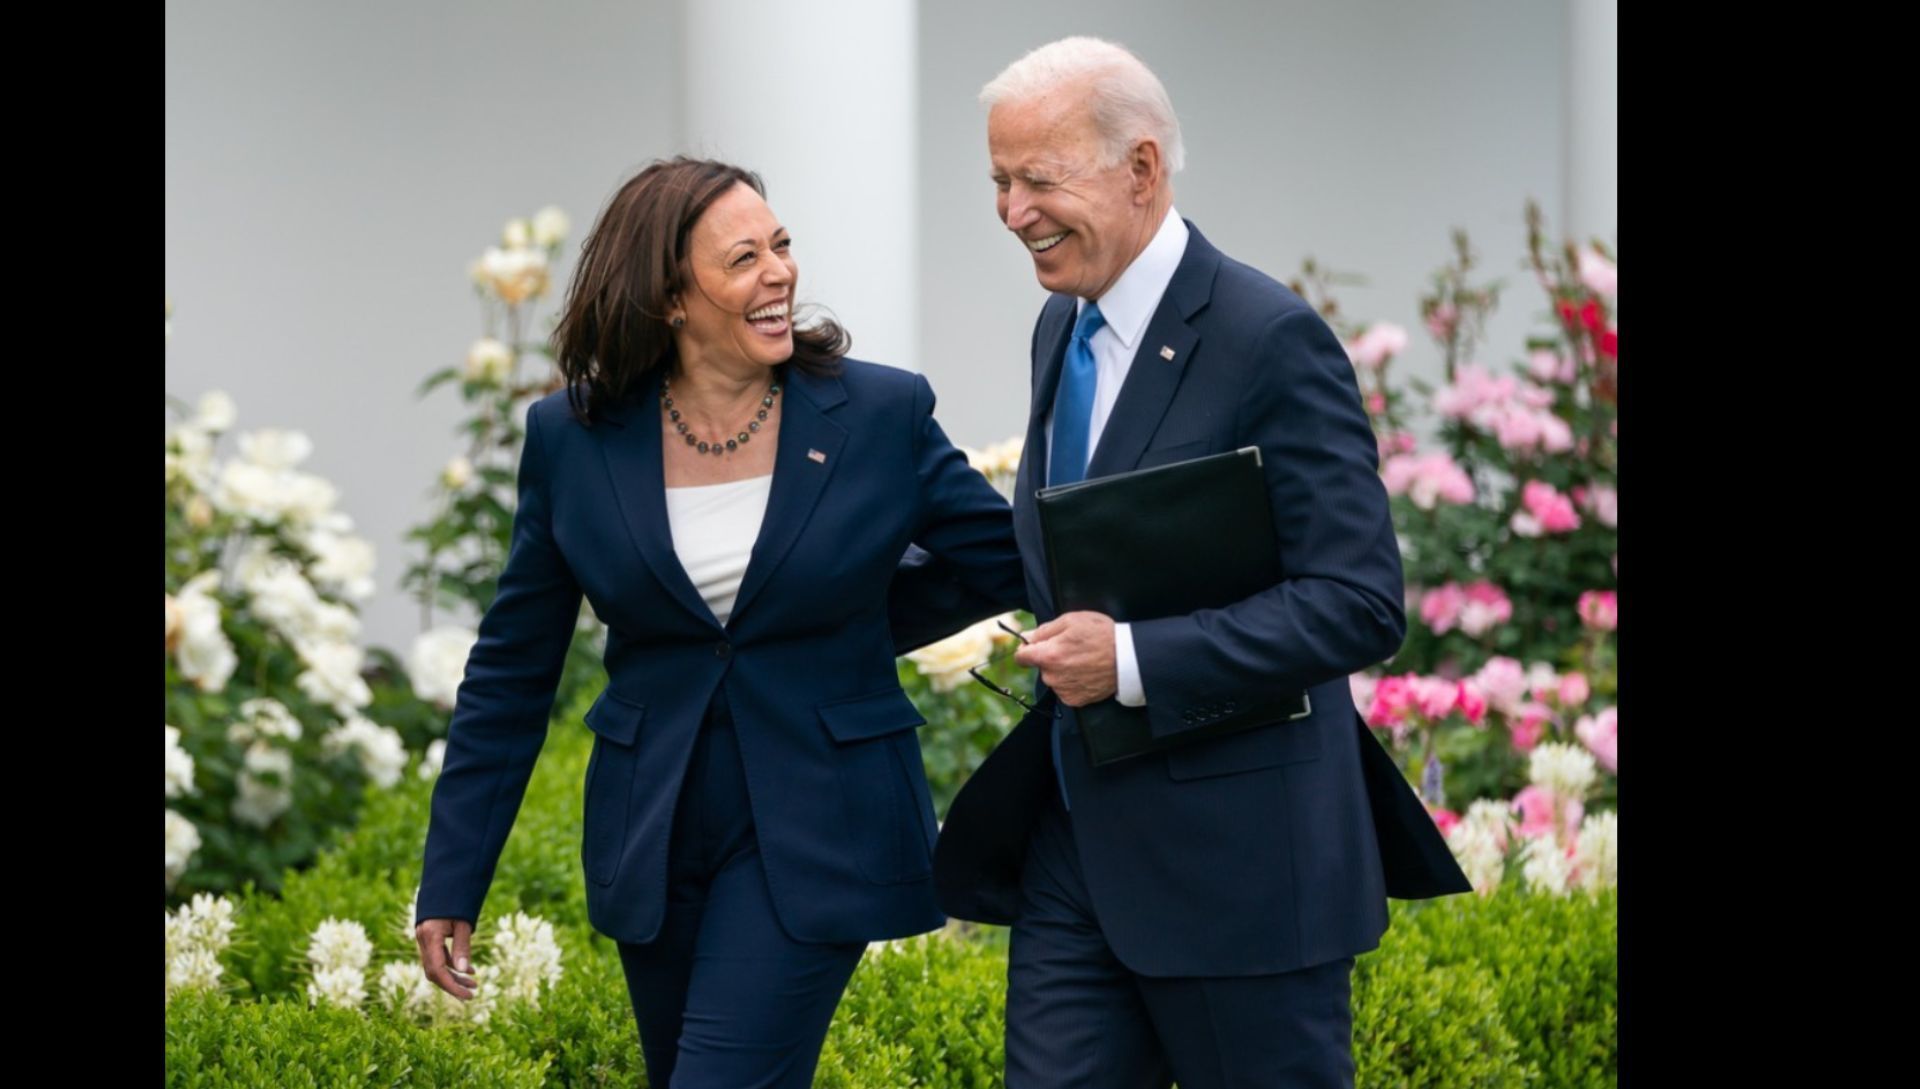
top-left (968, 619), bottom-right (1038, 713)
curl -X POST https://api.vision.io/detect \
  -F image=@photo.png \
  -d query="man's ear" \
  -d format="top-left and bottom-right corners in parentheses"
top-left (1129, 138), bottom-right (1164, 203)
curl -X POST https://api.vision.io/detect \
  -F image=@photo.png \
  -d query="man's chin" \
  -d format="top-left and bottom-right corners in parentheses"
top-left (1032, 266), bottom-right (1076, 295)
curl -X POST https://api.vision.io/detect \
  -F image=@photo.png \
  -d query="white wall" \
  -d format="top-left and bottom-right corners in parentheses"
top-left (167, 0), bottom-right (1601, 655)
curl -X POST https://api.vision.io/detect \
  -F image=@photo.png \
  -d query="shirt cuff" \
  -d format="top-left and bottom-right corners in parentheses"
top-left (1114, 621), bottom-right (1147, 706)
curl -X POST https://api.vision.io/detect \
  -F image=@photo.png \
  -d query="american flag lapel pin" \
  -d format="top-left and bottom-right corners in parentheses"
top-left (1159, 345), bottom-right (1176, 361)
top-left (807, 448), bottom-right (827, 464)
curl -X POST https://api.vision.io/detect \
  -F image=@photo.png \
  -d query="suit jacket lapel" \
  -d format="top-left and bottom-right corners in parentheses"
top-left (596, 382), bottom-right (721, 629)
top-left (1085, 221), bottom-right (1220, 479)
top-left (725, 367), bottom-right (848, 628)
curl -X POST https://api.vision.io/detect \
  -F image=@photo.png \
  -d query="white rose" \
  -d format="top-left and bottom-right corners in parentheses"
top-left (238, 429), bottom-right (313, 471)
top-left (306, 601), bottom-right (363, 645)
top-left (307, 532), bottom-right (377, 602)
top-left (502, 218), bottom-right (532, 250)
top-left (229, 698), bottom-right (304, 745)
top-left (211, 462), bottom-right (283, 522)
top-left (296, 640), bottom-right (373, 715)
top-left (442, 455), bottom-right (475, 489)
top-left (166, 594), bottom-right (184, 652)
top-left (464, 338), bottom-right (514, 386)
top-left (174, 572), bottom-right (237, 693)
top-left (233, 742), bottom-right (295, 829)
top-left (167, 425), bottom-right (216, 489)
top-left (195, 391), bottom-right (237, 433)
top-left (326, 715), bottom-right (409, 789)
top-left (165, 725), bottom-right (196, 799)
top-left (279, 472), bottom-right (341, 526)
top-left (245, 559), bottom-right (323, 641)
top-left (165, 809), bottom-right (202, 890)
top-left (409, 626), bottom-right (478, 708)
top-left (418, 738), bottom-right (447, 780)
top-left (907, 620), bottom-right (996, 692)
top-left (532, 206), bottom-right (570, 248)
top-left (477, 247), bottom-right (550, 305)
top-left (983, 437), bottom-right (1025, 476)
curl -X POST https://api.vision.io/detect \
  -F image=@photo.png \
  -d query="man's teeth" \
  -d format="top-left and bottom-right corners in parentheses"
top-left (747, 303), bottom-right (789, 321)
top-left (1027, 232), bottom-right (1068, 252)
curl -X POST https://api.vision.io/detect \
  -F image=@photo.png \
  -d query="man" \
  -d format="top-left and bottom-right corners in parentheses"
top-left (932, 36), bottom-right (1471, 1089)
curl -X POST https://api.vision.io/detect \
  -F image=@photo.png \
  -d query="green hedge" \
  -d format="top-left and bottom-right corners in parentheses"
top-left (169, 686), bottom-right (1616, 1087)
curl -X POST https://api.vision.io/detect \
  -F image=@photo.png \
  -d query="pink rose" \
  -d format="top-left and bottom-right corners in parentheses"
top-left (1527, 349), bottom-right (1579, 384)
top-left (1518, 385), bottom-right (1556, 411)
top-left (1521, 480), bottom-right (1582, 534)
top-left (1527, 349), bottom-right (1563, 383)
top-left (1436, 364), bottom-right (1514, 421)
top-left (1540, 414), bottom-right (1576, 454)
top-left (1576, 706), bottom-right (1617, 773)
top-left (1411, 676), bottom-right (1460, 720)
top-left (1495, 408), bottom-right (1545, 453)
top-left (1349, 672), bottom-right (1378, 713)
top-left (1507, 703), bottom-right (1551, 752)
top-left (1376, 432), bottom-right (1419, 460)
top-left (1511, 785), bottom-right (1558, 838)
top-left (1383, 453), bottom-right (1476, 510)
top-left (1348, 322), bottom-right (1410, 370)
top-left (1474, 656), bottom-right (1528, 713)
top-left (1367, 675), bottom-right (1416, 728)
top-left (1578, 248), bottom-right (1617, 298)
top-left (1558, 673), bottom-right (1591, 708)
top-left (1458, 582), bottom-right (1513, 638)
top-left (1456, 680), bottom-right (1489, 725)
top-left (1420, 584), bottom-right (1468, 635)
top-left (1581, 484), bottom-right (1618, 528)
top-left (1578, 590), bottom-right (1618, 632)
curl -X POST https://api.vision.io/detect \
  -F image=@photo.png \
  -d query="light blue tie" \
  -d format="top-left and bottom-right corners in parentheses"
top-left (1047, 300), bottom-right (1104, 809)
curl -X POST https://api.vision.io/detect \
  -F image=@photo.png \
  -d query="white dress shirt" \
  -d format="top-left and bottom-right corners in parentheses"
top-left (1045, 207), bottom-right (1190, 706)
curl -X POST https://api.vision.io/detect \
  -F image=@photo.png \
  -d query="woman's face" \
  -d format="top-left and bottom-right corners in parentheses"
top-left (675, 182), bottom-right (797, 375)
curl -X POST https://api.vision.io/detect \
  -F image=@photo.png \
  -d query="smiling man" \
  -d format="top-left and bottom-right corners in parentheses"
top-left (932, 36), bottom-right (1471, 1089)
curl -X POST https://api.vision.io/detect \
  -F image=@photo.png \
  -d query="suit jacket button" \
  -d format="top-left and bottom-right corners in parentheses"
top-left (715, 642), bottom-right (731, 658)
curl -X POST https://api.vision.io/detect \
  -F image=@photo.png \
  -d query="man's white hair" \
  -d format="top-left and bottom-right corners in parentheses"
top-left (980, 36), bottom-right (1186, 175)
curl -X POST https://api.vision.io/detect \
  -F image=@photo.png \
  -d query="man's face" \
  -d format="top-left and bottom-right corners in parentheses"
top-left (988, 92), bottom-right (1148, 301)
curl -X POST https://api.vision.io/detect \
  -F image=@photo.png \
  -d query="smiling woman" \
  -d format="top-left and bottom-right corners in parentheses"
top-left (548, 157), bottom-right (851, 431)
top-left (411, 155), bottom-right (1028, 1089)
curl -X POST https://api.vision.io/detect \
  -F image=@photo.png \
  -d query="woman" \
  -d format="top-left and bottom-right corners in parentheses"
top-left (413, 157), bottom-right (1024, 1087)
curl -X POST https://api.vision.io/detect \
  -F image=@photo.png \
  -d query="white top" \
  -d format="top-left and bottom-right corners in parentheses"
top-left (1042, 206), bottom-right (1191, 708)
top-left (664, 473), bottom-right (774, 626)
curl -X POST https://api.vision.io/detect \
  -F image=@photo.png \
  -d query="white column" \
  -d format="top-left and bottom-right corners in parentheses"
top-left (1566, 0), bottom-right (1618, 247)
top-left (681, 0), bottom-right (919, 371)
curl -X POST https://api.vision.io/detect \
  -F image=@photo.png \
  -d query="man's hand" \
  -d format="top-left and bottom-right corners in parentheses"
top-left (1014, 611), bottom-right (1117, 707)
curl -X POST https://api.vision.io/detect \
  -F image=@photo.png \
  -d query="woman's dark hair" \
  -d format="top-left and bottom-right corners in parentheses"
top-left (550, 156), bottom-right (849, 424)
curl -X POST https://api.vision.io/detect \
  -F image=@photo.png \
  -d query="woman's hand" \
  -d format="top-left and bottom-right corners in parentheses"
top-left (414, 917), bottom-right (478, 1000)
